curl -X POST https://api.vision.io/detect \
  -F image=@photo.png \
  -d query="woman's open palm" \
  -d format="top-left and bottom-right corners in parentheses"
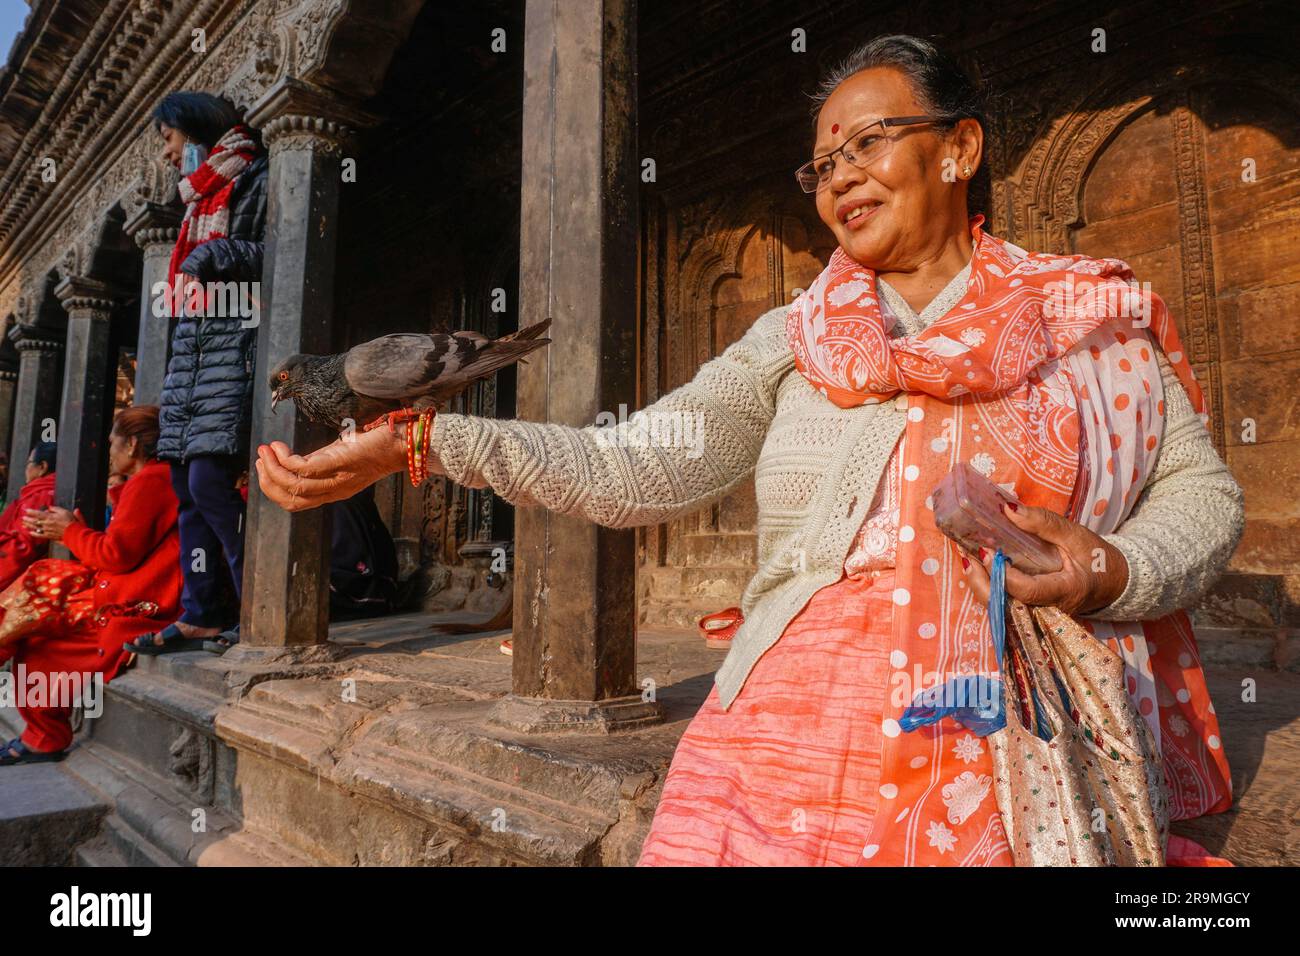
top-left (255, 426), bottom-right (406, 512)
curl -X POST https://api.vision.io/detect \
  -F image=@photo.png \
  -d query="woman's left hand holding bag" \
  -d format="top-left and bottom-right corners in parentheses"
top-left (961, 503), bottom-right (1129, 615)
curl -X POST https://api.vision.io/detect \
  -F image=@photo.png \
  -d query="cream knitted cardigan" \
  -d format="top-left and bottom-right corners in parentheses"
top-left (427, 305), bottom-right (1244, 709)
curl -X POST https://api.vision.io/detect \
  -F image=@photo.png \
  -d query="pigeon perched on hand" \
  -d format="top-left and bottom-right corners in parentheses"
top-left (269, 319), bottom-right (552, 432)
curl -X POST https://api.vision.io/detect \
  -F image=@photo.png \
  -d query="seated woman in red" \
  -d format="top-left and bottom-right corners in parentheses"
top-left (0, 442), bottom-right (58, 591)
top-left (0, 407), bottom-right (181, 765)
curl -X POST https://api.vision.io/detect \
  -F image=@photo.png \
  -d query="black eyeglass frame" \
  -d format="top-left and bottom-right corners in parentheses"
top-left (795, 114), bottom-right (948, 193)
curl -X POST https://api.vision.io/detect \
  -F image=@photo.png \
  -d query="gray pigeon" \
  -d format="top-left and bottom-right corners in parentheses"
top-left (269, 319), bottom-right (552, 432)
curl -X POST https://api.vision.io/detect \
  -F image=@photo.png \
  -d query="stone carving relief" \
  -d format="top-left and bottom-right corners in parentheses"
top-left (215, 3), bottom-right (291, 113)
top-left (292, 0), bottom-right (345, 74)
top-left (58, 247), bottom-right (80, 283)
top-left (167, 725), bottom-right (215, 800)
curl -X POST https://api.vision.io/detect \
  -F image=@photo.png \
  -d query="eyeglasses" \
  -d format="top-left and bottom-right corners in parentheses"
top-left (795, 115), bottom-right (945, 194)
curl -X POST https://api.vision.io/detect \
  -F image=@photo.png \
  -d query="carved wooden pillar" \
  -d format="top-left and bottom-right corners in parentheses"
top-left (491, 0), bottom-right (659, 732)
top-left (5, 324), bottom-right (64, 502)
top-left (54, 276), bottom-right (117, 530)
top-left (6, 325), bottom-right (64, 502)
top-left (239, 81), bottom-right (370, 651)
top-left (124, 202), bottom-right (182, 406)
top-left (0, 362), bottom-right (17, 469)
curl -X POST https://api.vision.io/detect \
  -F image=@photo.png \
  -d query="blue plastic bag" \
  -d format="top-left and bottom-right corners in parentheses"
top-left (899, 550), bottom-right (1008, 738)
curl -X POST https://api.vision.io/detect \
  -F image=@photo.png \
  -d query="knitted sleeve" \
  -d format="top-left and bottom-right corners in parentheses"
top-left (425, 308), bottom-right (792, 530)
top-left (1093, 354), bottom-right (1245, 621)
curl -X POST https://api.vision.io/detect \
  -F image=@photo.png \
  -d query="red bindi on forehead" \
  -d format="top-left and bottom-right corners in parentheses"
top-left (831, 123), bottom-right (840, 134)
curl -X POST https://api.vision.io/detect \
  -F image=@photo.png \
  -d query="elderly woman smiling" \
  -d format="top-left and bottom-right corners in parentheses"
top-left (256, 35), bottom-right (1242, 866)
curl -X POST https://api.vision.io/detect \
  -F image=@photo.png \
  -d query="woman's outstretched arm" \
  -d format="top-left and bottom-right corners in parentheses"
top-left (258, 307), bottom-right (794, 527)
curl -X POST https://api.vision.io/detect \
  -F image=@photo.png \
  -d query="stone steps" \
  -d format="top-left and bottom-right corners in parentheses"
top-left (639, 532), bottom-right (755, 629)
top-left (0, 757), bottom-right (109, 866)
top-left (57, 722), bottom-right (317, 867)
top-left (75, 833), bottom-right (128, 867)
top-left (639, 556), bottom-right (750, 629)
top-left (1, 657), bottom-right (322, 867)
top-left (639, 599), bottom-right (714, 630)
top-left (642, 564), bottom-right (753, 601)
top-left (639, 563), bottom-right (750, 629)
top-left (680, 532), bottom-right (757, 568)
top-left (99, 813), bottom-right (177, 867)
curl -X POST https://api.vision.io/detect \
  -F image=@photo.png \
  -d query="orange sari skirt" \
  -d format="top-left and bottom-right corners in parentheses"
top-left (638, 569), bottom-right (1012, 867)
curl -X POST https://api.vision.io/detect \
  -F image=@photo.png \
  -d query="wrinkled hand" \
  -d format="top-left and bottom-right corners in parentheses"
top-left (255, 426), bottom-right (407, 512)
top-left (961, 503), bottom-right (1129, 615)
top-left (23, 506), bottom-right (82, 542)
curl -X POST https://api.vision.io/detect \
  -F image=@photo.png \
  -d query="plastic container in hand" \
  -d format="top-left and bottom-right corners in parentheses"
top-left (931, 463), bottom-right (1062, 574)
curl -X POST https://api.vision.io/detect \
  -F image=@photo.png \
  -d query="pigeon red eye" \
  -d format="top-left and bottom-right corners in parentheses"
top-left (278, 371), bottom-right (288, 381)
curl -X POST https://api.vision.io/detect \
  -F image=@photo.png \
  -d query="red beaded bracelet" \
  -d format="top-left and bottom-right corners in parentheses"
top-left (406, 408), bottom-right (435, 486)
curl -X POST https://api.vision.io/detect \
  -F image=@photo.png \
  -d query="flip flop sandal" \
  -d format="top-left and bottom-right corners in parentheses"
top-left (698, 606), bottom-right (744, 649)
top-left (124, 623), bottom-right (205, 656)
top-left (0, 737), bottom-right (67, 767)
top-left (202, 626), bottom-right (240, 655)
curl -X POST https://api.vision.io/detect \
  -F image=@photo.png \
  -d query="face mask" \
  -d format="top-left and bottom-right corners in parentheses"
top-left (180, 141), bottom-right (208, 176)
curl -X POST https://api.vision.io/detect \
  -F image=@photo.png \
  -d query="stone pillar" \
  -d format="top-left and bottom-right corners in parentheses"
top-left (6, 324), bottom-right (65, 502)
top-left (123, 202), bottom-right (182, 406)
top-left (491, 0), bottom-right (658, 733)
top-left (54, 276), bottom-right (117, 529)
top-left (238, 81), bottom-right (370, 652)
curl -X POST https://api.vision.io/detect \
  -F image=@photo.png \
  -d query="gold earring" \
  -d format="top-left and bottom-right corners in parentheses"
top-left (962, 165), bottom-right (973, 178)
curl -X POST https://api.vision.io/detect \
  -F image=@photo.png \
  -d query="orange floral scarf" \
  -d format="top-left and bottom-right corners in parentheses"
top-left (786, 218), bottom-right (1231, 865)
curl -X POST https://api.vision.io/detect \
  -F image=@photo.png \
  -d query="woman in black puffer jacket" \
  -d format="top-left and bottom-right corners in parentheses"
top-left (140, 92), bottom-right (267, 652)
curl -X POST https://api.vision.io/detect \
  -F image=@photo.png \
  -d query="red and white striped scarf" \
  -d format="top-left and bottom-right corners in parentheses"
top-left (167, 125), bottom-right (258, 290)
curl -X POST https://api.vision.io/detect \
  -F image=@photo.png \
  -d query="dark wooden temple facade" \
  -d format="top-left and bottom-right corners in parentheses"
top-left (0, 0), bottom-right (1296, 863)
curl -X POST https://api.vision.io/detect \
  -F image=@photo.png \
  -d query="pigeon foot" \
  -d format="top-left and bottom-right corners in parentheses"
top-left (363, 408), bottom-right (423, 433)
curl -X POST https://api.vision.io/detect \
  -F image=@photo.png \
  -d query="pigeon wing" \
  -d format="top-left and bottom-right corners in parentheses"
top-left (422, 332), bottom-right (553, 405)
top-left (342, 333), bottom-right (482, 402)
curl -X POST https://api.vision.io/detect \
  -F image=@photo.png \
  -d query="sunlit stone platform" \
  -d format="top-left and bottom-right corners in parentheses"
top-left (2, 612), bottom-right (720, 866)
top-left (1, 610), bottom-right (1295, 866)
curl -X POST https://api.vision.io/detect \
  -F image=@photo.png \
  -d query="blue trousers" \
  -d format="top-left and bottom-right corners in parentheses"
top-left (170, 455), bottom-right (246, 629)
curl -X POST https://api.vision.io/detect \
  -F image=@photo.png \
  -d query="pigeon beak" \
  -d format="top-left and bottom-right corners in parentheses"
top-left (270, 389), bottom-right (281, 414)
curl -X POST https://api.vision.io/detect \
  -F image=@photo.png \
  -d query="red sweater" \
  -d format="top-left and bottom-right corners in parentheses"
top-left (0, 472), bottom-right (57, 590)
top-left (63, 460), bottom-right (182, 643)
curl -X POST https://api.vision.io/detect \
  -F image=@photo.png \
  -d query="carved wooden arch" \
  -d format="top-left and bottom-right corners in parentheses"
top-left (84, 202), bottom-right (139, 285)
top-left (29, 270), bottom-right (70, 332)
top-left (1009, 52), bottom-right (1300, 254)
top-left (292, 0), bottom-right (428, 105)
top-left (666, 189), bottom-right (788, 544)
top-left (673, 190), bottom-right (785, 386)
top-left (0, 315), bottom-right (17, 380)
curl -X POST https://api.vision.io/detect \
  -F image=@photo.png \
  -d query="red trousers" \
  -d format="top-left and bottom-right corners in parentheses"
top-left (0, 605), bottom-right (134, 755)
